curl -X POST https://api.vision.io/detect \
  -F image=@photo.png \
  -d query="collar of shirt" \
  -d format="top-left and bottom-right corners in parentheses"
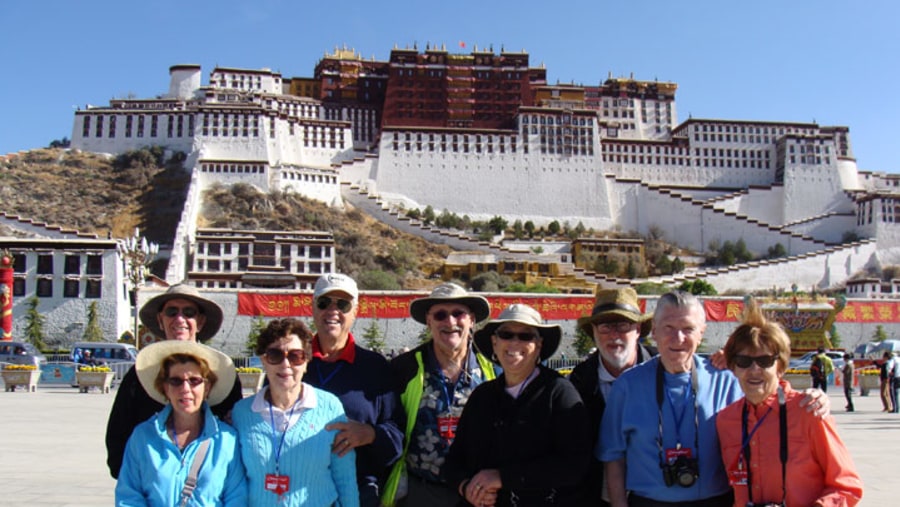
top-left (251, 383), bottom-right (317, 431)
top-left (312, 332), bottom-right (357, 364)
top-left (596, 356), bottom-right (619, 399)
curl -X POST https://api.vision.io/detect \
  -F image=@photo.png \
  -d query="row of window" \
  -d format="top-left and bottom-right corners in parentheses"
top-left (281, 171), bottom-right (338, 184)
top-left (521, 115), bottom-right (592, 126)
top-left (198, 242), bottom-right (332, 259)
top-left (696, 124), bottom-right (809, 135)
top-left (193, 258), bottom-right (332, 274)
top-left (695, 133), bottom-right (778, 144)
top-left (602, 144), bottom-right (689, 156)
top-left (12, 277), bottom-right (101, 299)
top-left (12, 254), bottom-right (103, 276)
top-left (81, 114), bottom-right (195, 139)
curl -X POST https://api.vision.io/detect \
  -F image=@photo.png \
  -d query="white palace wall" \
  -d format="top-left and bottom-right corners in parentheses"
top-left (782, 163), bottom-right (854, 224)
top-left (374, 130), bottom-right (615, 229)
top-left (786, 214), bottom-right (857, 244)
top-left (629, 184), bottom-right (823, 255)
top-left (700, 240), bottom-right (877, 293)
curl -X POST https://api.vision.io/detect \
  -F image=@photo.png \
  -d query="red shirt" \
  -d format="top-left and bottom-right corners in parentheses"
top-left (716, 381), bottom-right (863, 507)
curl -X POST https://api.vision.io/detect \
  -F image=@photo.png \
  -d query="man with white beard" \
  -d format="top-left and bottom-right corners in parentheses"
top-left (569, 288), bottom-right (655, 507)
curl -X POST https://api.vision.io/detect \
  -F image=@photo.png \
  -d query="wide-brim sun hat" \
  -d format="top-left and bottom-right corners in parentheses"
top-left (577, 287), bottom-right (652, 338)
top-left (135, 340), bottom-right (236, 405)
top-left (474, 303), bottom-right (561, 362)
top-left (139, 283), bottom-right (224, 343)
top-left (410, 282), bottom-right (491, 324)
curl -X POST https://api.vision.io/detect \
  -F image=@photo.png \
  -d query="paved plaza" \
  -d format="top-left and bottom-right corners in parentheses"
top-left (0, 385), bottom-right (896, 506)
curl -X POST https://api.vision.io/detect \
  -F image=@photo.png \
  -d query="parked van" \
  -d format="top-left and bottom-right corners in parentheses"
top-left (71, 342), bottom-right (138, 364)
top-left (0, 341), bottom-right (47, 366)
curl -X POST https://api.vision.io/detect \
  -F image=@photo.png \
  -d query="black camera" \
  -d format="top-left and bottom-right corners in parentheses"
top-left (662, 456), bottom-right (699, 488)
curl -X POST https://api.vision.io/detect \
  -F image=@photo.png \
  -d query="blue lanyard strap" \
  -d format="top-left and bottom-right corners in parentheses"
top-left (268, 396), bottom-right (299, 475)
top-left (740, 386), bottom-right (787, 505)
top-left (315, 360), bottom-right (344, 387)
top-left (655, 359), bottom-right (699, 467)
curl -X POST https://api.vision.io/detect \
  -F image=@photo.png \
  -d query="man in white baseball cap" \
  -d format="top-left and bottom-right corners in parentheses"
top-left (306, 273), bottom-right (404, 507)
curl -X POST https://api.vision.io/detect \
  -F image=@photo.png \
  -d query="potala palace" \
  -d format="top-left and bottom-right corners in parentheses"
top-left (64, 44), bottom-right (900, 296)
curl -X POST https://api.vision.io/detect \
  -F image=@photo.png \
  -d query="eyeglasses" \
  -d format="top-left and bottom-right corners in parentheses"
top-left (264, 348), bottom-right (308, 366)
top-left (316, 296), bottom-right (353, 314)
top-left (162, 306), bottom-right (199, 318)
top-left (165, 376), bottom-right (205, 388)
top-left (593, 321), bottom-right (637, 334)
top-left (430, 309), bottom-right (469, 322)
top-left (733, 354), bottom-right (778, 369)
top-left (495, 330), bottom-right (539, 342)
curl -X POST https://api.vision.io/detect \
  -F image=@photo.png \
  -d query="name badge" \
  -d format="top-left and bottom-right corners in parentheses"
top-left (437, 415), bottom-right (459, 440)
top-left (664, 446), bottom-right (692, 464)
top-left (265, 474), bottom-right (290, 495)
top-left (728, 468), bottom-right (748, 486)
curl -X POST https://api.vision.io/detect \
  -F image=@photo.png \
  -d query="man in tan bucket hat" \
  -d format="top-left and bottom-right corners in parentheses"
top-left (105, 283), bottom-right (241, 479)
top-left (383, 282), bottom-right (497, 507)
top-left (569, 287), bottom-right (656, 507)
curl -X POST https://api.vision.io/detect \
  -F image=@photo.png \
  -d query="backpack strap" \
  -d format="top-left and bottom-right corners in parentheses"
top-left (179, 439), bottom-right (211, 507)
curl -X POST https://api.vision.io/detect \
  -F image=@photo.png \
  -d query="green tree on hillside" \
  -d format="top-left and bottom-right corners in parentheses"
top-left (678, 279), bottom-right (718, 296)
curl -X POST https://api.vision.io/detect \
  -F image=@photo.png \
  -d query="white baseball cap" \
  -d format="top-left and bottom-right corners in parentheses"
top-left (313, 273), bottom-right (359, 302)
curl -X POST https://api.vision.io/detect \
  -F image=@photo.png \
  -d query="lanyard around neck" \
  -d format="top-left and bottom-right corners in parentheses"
top-left (655, 359), bottom-right (699, 464)
top-left (741, 386), bottom-right (787, 505)
top-left (268, 396), bottom-right (300, 475)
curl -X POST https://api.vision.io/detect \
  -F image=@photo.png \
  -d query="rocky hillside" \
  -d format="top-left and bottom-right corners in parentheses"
top-left (1, 148), bottom-right (448, 289)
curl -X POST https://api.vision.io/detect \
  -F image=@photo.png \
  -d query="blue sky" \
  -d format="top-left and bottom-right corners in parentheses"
top-left (2, 0), bottom-right (898, 172)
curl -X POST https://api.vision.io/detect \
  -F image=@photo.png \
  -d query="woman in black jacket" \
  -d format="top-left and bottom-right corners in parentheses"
top-left (442, 304), bottom-right (590, 507)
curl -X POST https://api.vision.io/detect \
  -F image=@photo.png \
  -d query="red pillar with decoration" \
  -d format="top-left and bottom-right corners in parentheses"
top-left (0, 252), bottom-right (13, 342)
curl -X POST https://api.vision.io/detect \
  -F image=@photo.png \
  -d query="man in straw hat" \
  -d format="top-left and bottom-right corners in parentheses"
top-left (382, 282), bottom-right (497, 507)
top-left (115, 340), bottom-right (246, 505)
top-left (305, 273), bottom-right (404, 507)
top-left (105, 283), bottom-right (242, 479)
top-left (569, 287), bottom-right (656, 507)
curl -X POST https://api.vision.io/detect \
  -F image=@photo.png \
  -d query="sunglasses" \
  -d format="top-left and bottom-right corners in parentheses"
top-left (264, 348), bottom-right (308, 366)
top-left (316, 296), bottom-right (353, 314)
top-left (166, 376), bottom-right (205, 388)
top-left (733, 354), bottom-right (778, 369)
top-left (430, 309), bottom-right (469, 322)
top-left (495, 330), bottom-right (539, 342)
top-left (162, 306), bottom-right (199, 318)
top-left (593, 321), bottom-right (636, 334)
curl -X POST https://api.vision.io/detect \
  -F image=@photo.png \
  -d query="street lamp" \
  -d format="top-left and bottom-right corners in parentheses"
top-left (117, 227), bottom-right (159, 349)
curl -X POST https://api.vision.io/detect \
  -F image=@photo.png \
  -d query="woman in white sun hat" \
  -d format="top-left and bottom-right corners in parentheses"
top-left (115, 340), bottom-right (247, 506)
top-left (442, 304), bottom-right (591, 507)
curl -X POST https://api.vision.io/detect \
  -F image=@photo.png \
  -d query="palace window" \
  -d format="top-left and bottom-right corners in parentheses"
top-left (37, 278), bottom-right (53, 298)
top-left (85, 279), bottom-right (101, 298)
top-left (37, 255), bottom-right (53, 275)
top-left (64, 280), bottom-right (79, 298)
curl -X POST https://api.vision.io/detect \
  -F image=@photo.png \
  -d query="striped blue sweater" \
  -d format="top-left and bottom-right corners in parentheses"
top-left (232, 386), bottom-right (359, 507)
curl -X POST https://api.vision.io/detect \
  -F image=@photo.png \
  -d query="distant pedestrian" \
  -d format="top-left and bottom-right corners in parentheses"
top-left (891, 352), bottom-right (900, 414)
top-left (842, 353), bottom-right (855, 412)
top-left (810, 347), bottom-right (833, 392)
top-left (879, 351), bottom-right (893, 412)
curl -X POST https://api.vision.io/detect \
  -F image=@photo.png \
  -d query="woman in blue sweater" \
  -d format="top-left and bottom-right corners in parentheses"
top-left (232, 318), bottom-right (359, 506)
top-left (115, 340), bottom-right (247, 506)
